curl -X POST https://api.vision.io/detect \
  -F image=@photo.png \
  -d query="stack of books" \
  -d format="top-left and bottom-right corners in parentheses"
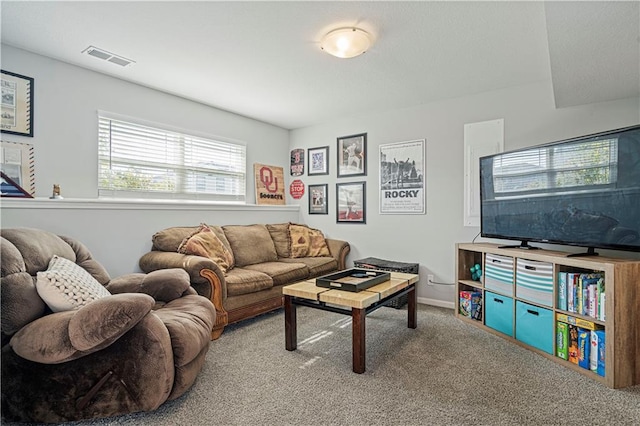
top-left (557, 272), bottom-right (605, 321)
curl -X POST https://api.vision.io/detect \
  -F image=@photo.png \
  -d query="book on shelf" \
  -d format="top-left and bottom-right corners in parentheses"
top-left (558, 272), bottom-right (567, 311)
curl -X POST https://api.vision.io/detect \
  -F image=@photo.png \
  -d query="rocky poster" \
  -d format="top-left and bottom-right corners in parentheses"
top-left (379, 139), bottom-right (425, 214)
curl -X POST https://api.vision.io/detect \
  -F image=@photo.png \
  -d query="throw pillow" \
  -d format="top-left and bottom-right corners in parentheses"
top-left (289, 224), bottom-right (331, 258)
top-left (36, 255), bottom-right (111, 312)
top-left (178, 225), bottom-right (234, 274)
top-left (266, 223), bottom-right (291, 258)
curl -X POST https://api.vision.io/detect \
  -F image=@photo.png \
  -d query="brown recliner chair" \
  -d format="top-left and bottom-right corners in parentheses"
top-left (1, 228), bottom-right (216, 423)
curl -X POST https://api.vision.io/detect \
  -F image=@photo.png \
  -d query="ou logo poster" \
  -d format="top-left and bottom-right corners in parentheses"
top-left (254, 163), bottom-right (285, 205)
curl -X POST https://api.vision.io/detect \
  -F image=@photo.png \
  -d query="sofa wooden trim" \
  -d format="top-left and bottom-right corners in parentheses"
top-left (199, 239), bottom-right (350, 339)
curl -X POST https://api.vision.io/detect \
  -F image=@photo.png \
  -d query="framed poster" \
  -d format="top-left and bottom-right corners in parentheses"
top-left (1, 70), bottom-right (34, 137)
top-left (379, 139), bottom-right (426, 214)
top-left (254, 163), bottom-right (285, 205)
top-left (309, 183), bottom-right (328, 214)
top-left (1, 140), bottom-right (35, 195)
top-left (0, 171), bottom-right (32, 198)
top-left (336, 181), bottom-right (366, 224)
top-left (308, 146), bottom-right (329, 176)
top-left (290, 148), bottom-right (304, 176)
top-left (337, 133), bottom-right (366, 177)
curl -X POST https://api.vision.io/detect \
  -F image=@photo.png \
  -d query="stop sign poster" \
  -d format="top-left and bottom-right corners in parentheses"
top-left (289, 179), bottom-right (305, 199)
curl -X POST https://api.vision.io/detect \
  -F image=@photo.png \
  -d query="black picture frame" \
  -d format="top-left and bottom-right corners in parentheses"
top-left (308, 183), bottom-right (328, 215)
top-left (337, 133), bottom-right (366, 177)
top-left (336, 181), bottom-right (366, 224)
top-left (1, 70), bottom-right (34, 137)
top-left (307, 146), bottom-right (329, 176)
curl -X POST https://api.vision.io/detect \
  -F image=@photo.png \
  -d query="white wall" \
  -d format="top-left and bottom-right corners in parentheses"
top-left (3, 45), bottom-right (639, 305)
top-left (0, 45), bottom-right (290, 199)
top-left (0, 46), bottom-right (299, 277)
top-left (289, 81), bottom-right (640, 307)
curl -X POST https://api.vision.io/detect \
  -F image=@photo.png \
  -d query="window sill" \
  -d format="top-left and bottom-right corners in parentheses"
top-left (0, 198), bottom-right (300, 211)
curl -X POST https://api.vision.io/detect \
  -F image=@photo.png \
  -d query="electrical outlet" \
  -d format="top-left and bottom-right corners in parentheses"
top-left (427, 274), bottom-right (434, 285)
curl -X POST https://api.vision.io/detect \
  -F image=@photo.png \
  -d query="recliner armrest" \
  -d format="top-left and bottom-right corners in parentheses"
top-left (106, 269), bottom-right (192, 302)
top-left (10, 293), bottom-right (154, 364)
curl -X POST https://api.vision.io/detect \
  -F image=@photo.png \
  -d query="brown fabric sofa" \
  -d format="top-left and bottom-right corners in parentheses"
top-left (139, 223), bottom-right (350, 339)
top-left (1, 228), bottom-right (216, 423)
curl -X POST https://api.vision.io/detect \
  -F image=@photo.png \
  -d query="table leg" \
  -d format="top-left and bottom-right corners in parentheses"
top-left (408, 284), bottom-right (417, 329)
top-left (285, 295), bottom-right (297, 351)
top-left (352, 307), bottom-right (366, 373)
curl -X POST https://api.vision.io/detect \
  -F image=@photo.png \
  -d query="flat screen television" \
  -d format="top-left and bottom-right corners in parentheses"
top-left (480, 124), bottom-right (640, 254)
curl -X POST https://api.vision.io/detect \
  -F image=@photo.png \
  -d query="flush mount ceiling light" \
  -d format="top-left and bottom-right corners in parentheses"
top-left (320, 27), bottom-right (371, 59)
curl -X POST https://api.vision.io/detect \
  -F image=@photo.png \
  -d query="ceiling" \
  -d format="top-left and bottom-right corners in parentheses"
top-left (1, 1), bottom-right (638, 130)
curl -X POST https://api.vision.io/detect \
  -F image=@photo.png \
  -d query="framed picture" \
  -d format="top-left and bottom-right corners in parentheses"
top-left (309, 183), bottom-right (328, 214)
top-left (308, 146), bottom-right (329, 176)
top-left (1, 171), bottom-right (32, 198)
top-left (290, 148), bottom-right (304, 176)
top-left (336, 181), bottom-right (366, 224)
top-left (337, 133), bottom-right (366, 177)
top-left (1, 70), bottom-right (34, 137)
top-left (1, 140), bottom-right (35, 195)
top-left (379, 139), bottom-right (426, 214)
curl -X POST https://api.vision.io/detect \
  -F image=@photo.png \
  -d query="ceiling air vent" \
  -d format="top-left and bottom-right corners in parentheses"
top-left (82, 46), bottom-right (135, 67)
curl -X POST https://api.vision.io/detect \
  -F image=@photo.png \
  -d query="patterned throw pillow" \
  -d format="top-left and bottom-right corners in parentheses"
top-left (178, 225), bottom-right (234, 274)
top-left (289, 224), bottom-right (331, 258)
top-left (36, 255), bottom-right (111, 312)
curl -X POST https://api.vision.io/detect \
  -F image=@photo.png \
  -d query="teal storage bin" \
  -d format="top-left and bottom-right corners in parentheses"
top-left (515, 301), bottom-right (554, 354)
top-left (485, 291), bottom-right (513, 337)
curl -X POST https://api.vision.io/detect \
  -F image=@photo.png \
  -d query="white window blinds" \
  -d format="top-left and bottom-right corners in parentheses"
top-left (98, 114), bottom-right (246, 202)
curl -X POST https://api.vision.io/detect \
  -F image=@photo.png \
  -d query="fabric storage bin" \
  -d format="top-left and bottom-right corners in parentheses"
top-left (516, 259), bottom-right (553, 307)
top-left (515, 301), bottom-right (554, 354)
top-left (485, 291), bottom-right (514, 337)
top-left (484, 254), bottom-right (514, 296)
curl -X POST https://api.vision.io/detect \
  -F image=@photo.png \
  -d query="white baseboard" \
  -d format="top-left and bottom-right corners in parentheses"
top-left (417, 297), bottom-right (454, 310)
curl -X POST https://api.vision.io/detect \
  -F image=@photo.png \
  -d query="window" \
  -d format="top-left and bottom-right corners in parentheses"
top-left (492, 138), bottom-right (618, 198)
top-left (98, 113), bottom-right (246, 202)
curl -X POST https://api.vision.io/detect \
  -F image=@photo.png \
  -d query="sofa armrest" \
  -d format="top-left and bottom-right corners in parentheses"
top-left (325, 239), bottom-right (350, 270)
top-left (138, 251), bottom-right (227, 335)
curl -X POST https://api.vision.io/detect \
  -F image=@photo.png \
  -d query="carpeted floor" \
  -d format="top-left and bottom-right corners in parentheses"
top-left (8, 305), bottom-right (640, 425)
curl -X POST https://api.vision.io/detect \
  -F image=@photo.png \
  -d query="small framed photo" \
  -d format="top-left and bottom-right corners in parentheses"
top-left (309, 183), bottom-right (328, 215)
top-left (1, 70), bottom-right (34, 137)
top-left (336, 181), bottom-right (366, 224)
top-left (308, 146), bottom-right (329, 176)
top-left (337, 133), bottom-right (366, 178)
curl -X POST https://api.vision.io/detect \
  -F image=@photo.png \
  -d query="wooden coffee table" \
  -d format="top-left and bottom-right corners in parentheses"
top-left (283, 271), bottom-right (419, 373)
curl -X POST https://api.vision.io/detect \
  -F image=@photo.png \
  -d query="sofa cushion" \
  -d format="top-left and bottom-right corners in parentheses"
top-left (244, 261), bottom-right (309, 286)
top-left (266, 223), bottom-right (291, 258)
top-left (279, 257), bottom-right (338, 277)
top-left (289, 224), bottom-right (331, 258)
top-left (36, 255), bottom-right (111, 312)
top-left (223, 224), bottom-right (278, 267)
top-left (224, 268), bottom-right (273, 296)
top-left (178, 226), bottom-right (234, 274)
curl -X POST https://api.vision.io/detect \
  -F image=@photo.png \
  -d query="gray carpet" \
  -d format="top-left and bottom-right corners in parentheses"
top-left (10, 305), bottom-right (640, 425)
